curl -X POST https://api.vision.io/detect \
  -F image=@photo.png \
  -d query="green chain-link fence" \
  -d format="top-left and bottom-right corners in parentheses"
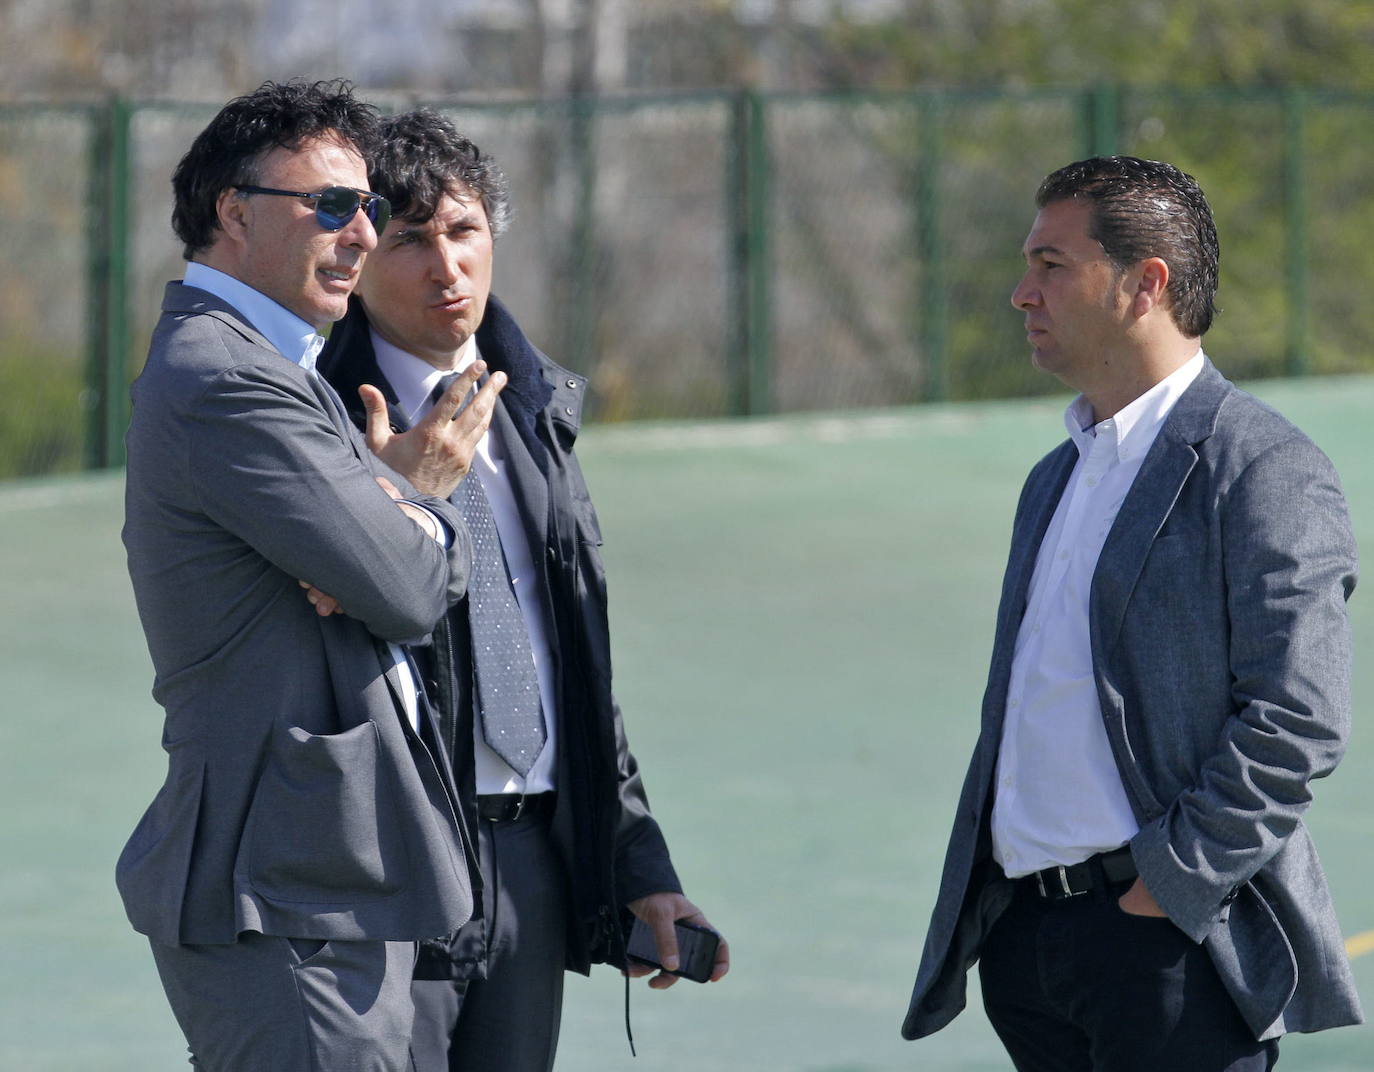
top-left (3, 85), bottom-right (1371, 479)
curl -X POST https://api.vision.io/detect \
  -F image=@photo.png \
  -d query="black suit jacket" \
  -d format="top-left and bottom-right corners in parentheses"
top-left (319, 294), bottom-right (682, 977)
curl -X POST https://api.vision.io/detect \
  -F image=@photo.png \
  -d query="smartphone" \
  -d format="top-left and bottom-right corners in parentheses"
top-left (626, 916), bottom-right (720, 984)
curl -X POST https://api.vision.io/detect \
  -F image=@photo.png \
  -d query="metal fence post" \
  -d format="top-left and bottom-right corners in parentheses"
top-left (1085, 84), bottom-right (1119, 158)
top-left (747, 90), bottom-right (773, 416)
top-left (85, 95), bottom-right (132, 470)
top-left (727, 89), bottom-right (773, 416)
top-left (727, 91), bottom-right (746, 416)
top-left (915, 91), bottom-right (947, 402)
top-left (728, 89), bottom-right (772, 416)
top-left (567, 95), bottom-right (599, 380)
top-left (1283, 87), bottom-right (1310, 376)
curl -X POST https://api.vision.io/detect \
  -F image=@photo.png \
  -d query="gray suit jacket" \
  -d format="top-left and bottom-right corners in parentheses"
top-left (904, 360), bottom-right (1363, 1042)
top-left (118, 282), bottom-right (475, 946)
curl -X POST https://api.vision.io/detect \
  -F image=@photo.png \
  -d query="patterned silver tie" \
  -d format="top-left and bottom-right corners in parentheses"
top-left (432, 373), bottom-right (547, 775)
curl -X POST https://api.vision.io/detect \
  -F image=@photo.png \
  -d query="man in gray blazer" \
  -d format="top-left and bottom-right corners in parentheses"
top-left (119, 81), bottom-right (500, 1070)
top-left (904, 157), bottom-right (1362, 1069)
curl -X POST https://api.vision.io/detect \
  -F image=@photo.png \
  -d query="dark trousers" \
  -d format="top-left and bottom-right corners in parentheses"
top-left (150, 932), bottom-right (418, 1071)
top-left (409, 809), bottom-right (569, 1072)
top-left (978, 879), bottom-right (1279, 1072)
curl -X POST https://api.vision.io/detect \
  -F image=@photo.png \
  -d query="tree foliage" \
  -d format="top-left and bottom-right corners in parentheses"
top-left (824, 1), bottom-right (1374, 91)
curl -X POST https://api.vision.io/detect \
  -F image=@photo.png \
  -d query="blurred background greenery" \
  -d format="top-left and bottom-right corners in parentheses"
top-left (4, 0), bottom-right (1374, 473)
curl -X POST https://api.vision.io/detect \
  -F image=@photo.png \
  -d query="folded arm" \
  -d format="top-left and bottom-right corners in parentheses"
top-left (188, 363), bottom-right (471, 643)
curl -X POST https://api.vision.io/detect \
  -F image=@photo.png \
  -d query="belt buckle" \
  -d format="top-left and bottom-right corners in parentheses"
top-left (1036, 864), bottom-right (1084, 900)
top-left (508, 794), bottom-right (527, 821)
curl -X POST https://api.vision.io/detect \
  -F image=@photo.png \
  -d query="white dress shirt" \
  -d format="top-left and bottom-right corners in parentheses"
top-left (182, 263), bottom-right (427, 731)
top-left (374, 331), bottom-right (560, 794)
top-left (991, 351), bottom-right (1205, 877)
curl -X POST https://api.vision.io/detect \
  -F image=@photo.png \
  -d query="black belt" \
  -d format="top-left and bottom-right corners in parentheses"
top-left (476, 792), bottom-right (556, 823)
top-left (1018, 847), bottom-right (1138, 901)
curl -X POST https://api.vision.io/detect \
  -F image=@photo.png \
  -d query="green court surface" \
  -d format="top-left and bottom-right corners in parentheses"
top-left (4, 376), bottom-right (1373, 1071)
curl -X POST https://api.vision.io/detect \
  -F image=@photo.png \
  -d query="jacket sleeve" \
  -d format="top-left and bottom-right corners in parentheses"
top-left (1130, 434), bottom-right (1356, 942)
top-left (364, 451), bottom-right (473, 614)
top-left (608, 693), bottom-right (684, 905)
top-left (186, 360), bottom-right (471, 644)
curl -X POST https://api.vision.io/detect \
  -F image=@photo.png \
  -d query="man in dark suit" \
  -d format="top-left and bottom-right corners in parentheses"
top-left (318, 109), bottom-right (729, 1072)
top-left (904, 157), bottom-right (1362, 1069)
top-left (119, 82), bottom-right (501, 1070)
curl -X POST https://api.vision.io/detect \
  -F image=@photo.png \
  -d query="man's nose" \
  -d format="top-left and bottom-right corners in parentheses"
top-left (338, 207), bottom-right (378, 253)
top-left (1011, 273), bottom-right (1037, 310)
top-left (432, 241), bottom-right (463, 286)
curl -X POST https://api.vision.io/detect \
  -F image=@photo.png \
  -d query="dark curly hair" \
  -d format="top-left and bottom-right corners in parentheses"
top-left (171, 79), bottom-right (382, 260)
top-left (1036, 156), bottom-right (1220, 337)
top-left (367, 109), bottom-right (511, 239)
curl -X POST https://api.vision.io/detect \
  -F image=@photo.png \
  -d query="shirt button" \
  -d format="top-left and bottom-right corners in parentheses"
top-left (566, 378), bottom-right (578, 389)
top-left (1085, 476), bottom-right (1098, 487)
top-left (1058, 550), bottom-right (1069, 560)
top-left (1008, 696), bottom-right (1020, 709)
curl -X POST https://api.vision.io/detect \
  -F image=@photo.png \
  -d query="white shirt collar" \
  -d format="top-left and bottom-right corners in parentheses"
top-left (183, 262), bottom-right (325, 372)
top-left (1065, 350), bottom-right (1205, 463)
top-left (371, 329), bottom-right (480, 425)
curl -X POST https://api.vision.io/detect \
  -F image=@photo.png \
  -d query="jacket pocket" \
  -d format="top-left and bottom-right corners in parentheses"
top-left (244, 720), bottom-right (410, 904)
top-left (1208, 880), bottom-right (1298, 1038)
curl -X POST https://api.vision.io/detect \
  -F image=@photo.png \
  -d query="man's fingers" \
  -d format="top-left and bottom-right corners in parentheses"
top-left (436, 360), bottom-right (486, 420)
top-left (447, 374), bottom-right (507, 472)
top-left (447, 369), bottom-right (507, 431)
top-left (675, 910), bottom-right (729, 982)
top-left (374, 475), bottom-right (402, 500)
top-left (297, 580), bottom-right (341, 616)
top-left (359, 384), bottom-right (392, 454)
top-left (651, 915), bottom-right (680, 974)
top-left (709, 929), bottom-right (730, 981)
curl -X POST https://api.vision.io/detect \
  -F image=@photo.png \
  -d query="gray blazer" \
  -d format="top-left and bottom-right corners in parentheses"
top-left (118, 282), bottom-right (475, 946)
top-left (904, 361), bottom-right (1363, 1042)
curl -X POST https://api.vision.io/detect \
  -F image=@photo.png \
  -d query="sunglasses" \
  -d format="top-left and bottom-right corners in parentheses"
top-left (235, 184), bottom-right (392, 233)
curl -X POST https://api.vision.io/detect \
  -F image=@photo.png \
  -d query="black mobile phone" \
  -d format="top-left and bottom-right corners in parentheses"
top-left (625, 916), bottom-right (720, 984)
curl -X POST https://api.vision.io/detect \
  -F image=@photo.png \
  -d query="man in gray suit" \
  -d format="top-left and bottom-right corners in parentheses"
top-left (904, 157), bottom-right (1363, 1069)
top-left (119, 81), bottom-right (499, 1070)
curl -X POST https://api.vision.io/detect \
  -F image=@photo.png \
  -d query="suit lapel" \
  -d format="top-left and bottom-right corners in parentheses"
top-left (999, 444), bottom-right (1076, 647)
top-left (490, 393), bottom-right (552, 582)
top-left (1090, 361), bottom-right (1229, 659)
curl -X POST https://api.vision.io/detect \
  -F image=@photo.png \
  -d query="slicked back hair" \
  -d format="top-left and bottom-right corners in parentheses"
top-left (172, 79), bottom-right (381, 260)
top-left (368, 110), bottom-right (511, 239)
top-left (1036, 156), bottom-right (1220, 337)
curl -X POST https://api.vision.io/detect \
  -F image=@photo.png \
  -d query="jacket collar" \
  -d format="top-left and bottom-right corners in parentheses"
top-left (1091, 357), bottom-right (1231, 658)
top-left (993, 358), bottom-right (1231, 681)
top-left (162, 280), bottom-right (277, 355)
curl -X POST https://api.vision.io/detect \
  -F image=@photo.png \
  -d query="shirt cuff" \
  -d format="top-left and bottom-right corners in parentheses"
top-left (404, 502), bottom-right (453, 547)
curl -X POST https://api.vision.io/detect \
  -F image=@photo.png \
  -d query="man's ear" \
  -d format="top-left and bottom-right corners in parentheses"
top-left (1132, 257), bottom-right (1170, 318)
top-left (215, 187), bottom-right (251, 247)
